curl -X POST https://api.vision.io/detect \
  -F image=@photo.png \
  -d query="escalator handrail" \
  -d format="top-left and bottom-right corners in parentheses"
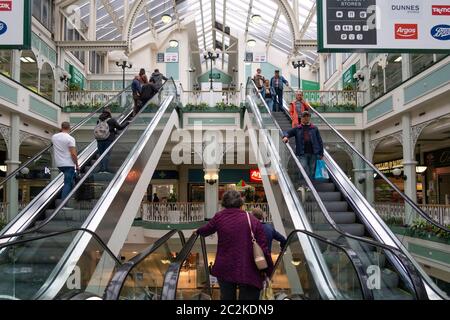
top-left (247, 80), bottom-right (428, 300)
top-left (103, 229), bottom-right (186, 300)
top-left (0, 85), bottom-right (133, 189)
top-left (0, 90), bottom-right (174, 241)
top-left (284, 99), bottom-right (449, 233)
top-left (161, 233), bottom-right (211, 300)
top-left (0, 226), bottom-right (121, 266)
top-left (272, 229), bottom-right (373, 300)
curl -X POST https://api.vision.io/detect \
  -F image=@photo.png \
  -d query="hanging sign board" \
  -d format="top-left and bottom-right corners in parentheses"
top-left (164, 52), bottom-right (179, 63)
top-left (317, 0), bottom-right (450, 53)
top-left (0, 0), bottom-right (31, 49)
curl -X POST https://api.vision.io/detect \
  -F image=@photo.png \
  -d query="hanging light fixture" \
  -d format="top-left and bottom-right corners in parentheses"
top-left (247, 39), bottom-right (256, 47)
top-left (161, 13), bottom-right (172, 24)
top-left (251, 14), bottom-right (262, 24)
top-left (169, 39), bottom-right (179, 48)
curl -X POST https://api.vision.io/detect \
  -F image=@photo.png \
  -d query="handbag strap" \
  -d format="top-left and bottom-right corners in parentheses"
top-left (246, 212), bottom-right (256, 242)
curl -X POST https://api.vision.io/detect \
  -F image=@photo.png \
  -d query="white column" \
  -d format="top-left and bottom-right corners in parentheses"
top-left (402, 113), bottom-right (417, 225)
top-left (401, 54), bottom-right (411, 81)
top-left (6, 113), bottom-right (21, 221)
top-left (319, 54), bottom-right (326, 88)
top-left (363, 130), bottom-right (374, 204)
top-left (204, 168), bottom-right (219, 219)
top-left (11, 50), bottom-right (21, 81)
top-left (89, 0), bottom-right (97, 40)
top-left (353, 131), bottom-right (365, 194)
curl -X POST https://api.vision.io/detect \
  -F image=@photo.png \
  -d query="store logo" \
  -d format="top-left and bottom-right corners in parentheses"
top-left (391, 4), bottom-right (420, 13)
top-left (389, 1), bottom-right (422, 19)
top-left (432, 5), bottom-right (450, 15)
top-left (0, 1), bottom-right (11, 11)
top-left (431, 25), bottom-right (450, 40)
top-left (250, 169), bottom-right (262, 183)
top-left (395, 24), bottom-right (418, 39)
top-left (0, 21), bottom-right (7, 36)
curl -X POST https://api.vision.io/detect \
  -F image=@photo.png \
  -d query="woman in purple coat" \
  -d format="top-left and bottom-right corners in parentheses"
top-left (196, 190), bottom-right (274, 300)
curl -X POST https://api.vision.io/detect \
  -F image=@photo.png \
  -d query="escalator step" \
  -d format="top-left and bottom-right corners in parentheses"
top-left (337, 223), bottom-right (365, 236)
top-left (318, 192), bottom-right (341, 201)
top-left (313, 183), bottom-right (335, 192)
top-left (329, 212), bottom-right (356, 224)
top-left (323, 201), bottom-right (349, 212)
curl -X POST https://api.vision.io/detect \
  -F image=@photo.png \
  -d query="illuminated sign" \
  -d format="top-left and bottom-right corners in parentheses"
top-left (375, 159), bottom-right (403, 172)
top-left (250, 169), bottom-right (263, 183)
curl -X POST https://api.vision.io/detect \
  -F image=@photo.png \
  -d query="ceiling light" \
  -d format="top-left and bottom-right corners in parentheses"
top-left (20, 57), bottom-right (28, 63)
top-left (291, 259), bottom-right (301, 266)
top-left (161, 14), bottom-right (172, 24)
top-left (251, 14), bottom-right (262, 24)
top-left (394, 56), bottom-right (402, 63)
top-left (169, 39), bottom-right (179, 48)
top-left (0, 165), bottom-right (7, 172)
top-left (247, 39), bottom-right (256, 47)
top-left (26, 57), bottom-right (35, 63)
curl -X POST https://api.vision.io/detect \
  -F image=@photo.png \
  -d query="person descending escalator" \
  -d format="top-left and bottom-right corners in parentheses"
top-left (195, 190), bottom-right (273, 300)
top-left (289, 91), bottom-right (310, 127)
top-left (94, 107), bottom-right (129, 174)
top-left (282, 111), bottom-right (324, 180)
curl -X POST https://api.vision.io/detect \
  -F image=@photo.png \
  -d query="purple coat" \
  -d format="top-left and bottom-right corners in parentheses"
top-left (197, 208), bottom-right (274, 289)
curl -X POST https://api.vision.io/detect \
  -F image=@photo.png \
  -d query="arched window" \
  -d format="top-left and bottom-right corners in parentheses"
top-left (40, 63), bottom-right (54, 100)
top-left (385, 54), bottom-right (402, 92)
top-left (0, 50), bottom-right (12, 77)
top-left (20, 50), bottom-right (39, 93)
top-left (370, 62), bottom-right (384, 101)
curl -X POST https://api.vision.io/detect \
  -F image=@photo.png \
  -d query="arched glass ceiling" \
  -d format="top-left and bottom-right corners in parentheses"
top-left (71, 0), bottom-right (317, 60)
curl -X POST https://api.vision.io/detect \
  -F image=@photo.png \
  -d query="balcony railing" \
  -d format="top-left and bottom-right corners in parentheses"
top-left (141, 202), bottom-right (205, 223)
top-left (283, 87), bottom-right (365, 111)
top-left (375, 203), bottom-right (450, 226)
top-left (60, 90), bottom-right (121, 109)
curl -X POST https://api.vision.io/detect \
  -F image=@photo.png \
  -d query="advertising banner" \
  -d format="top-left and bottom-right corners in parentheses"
top-left (318, 0), bottom-right (450, 52)
top-left (0, 0), bottom-right (31, 49)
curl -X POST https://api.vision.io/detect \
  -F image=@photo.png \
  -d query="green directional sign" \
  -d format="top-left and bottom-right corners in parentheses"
top-left (343, 64), bottom-right (356, 89)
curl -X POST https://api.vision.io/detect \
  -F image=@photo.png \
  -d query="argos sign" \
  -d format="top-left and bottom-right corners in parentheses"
top-left (395, 24), bottom-right (418, 39)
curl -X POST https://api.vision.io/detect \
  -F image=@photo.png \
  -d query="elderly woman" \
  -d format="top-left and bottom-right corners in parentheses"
top-left (196, 190), bottom-right (273, 300)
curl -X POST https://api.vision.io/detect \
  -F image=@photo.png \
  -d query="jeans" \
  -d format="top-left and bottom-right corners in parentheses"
top-left (59, 166), bottom-right (76, 199)
top-left (218, 280), bottom-right (261, 300)
top-left (265, 98), bottom-right (274, 112)
top-left (97, 139), bottom-right (113, 172)
top-left (274, 88), bottom-right (283, 112)
top-left (298, 154), bottom-right (318, 179)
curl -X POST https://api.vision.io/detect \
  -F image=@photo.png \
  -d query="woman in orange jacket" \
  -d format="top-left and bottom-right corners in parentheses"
top-left (289, 91), bottom-right (310, 127)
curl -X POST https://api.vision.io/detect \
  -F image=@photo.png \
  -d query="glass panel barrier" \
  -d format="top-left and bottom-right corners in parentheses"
top-left (0, 229), bottom-right (120, 300)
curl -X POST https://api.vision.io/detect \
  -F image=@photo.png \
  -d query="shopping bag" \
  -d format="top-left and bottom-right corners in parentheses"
top-left (260, 277), bottom-right (274, 300)
top-left (315, 159), bottom-right (329, 180)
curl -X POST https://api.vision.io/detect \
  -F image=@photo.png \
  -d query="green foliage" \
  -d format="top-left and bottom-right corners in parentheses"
top-left (184, 102), bottom-right (210, 111)
top-left (243, 187), bottom-right (255, 203)
top-left (308, 102), bottom-right (359, 112)
top-left (168, 192), bottom-right (177, 203)
top-left (68, 83), bottom-right (81, 91)
top-left (410, 219), bottom-right (450, 240)
top-left (0, 216), bottom-right (6, 231)
top-left (215, 102), bottom-right (239, 111)
top-left (384, 216), bottom-right (404, 226)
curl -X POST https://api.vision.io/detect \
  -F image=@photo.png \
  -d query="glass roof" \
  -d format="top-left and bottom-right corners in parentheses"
top-left (71, 0), bottom-right (317, 60)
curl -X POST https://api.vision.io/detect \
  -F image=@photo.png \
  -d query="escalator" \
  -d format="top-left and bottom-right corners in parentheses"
top-left (246, 79), bottom-right (448, 299)
top-left (0, 79), bottom-right (180, 299)
top-left (0, 87), bottom-right (135, 239)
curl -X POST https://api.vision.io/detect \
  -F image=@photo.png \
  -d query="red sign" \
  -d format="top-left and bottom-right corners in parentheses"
top-left (0, 1), bottom-right (11, 11)
top-left (395, 24), bottom-right (418, 39)
top-left (249, 169), bottom-right (262, 183)
top-left (432, 5), bottom-right (450, 15)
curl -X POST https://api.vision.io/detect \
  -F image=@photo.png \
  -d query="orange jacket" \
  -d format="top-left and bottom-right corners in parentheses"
top-left (289, 100), bottom-right (309, 127)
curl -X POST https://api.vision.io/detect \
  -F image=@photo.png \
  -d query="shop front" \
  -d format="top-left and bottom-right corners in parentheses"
top-left (425, 148), bottom-right (450, 205)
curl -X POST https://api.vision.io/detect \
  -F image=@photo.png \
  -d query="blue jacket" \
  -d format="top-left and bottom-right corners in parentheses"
top-left (262, 223), bottom-right (287, 253)
top-left (284, 123), bottom-right (324, 157)
top-left (260, 87), bottom-right (276, 99)
top-left (270, 76), bottom-right (288, 90)
top-left (131, 78), bottom-right (141, 95)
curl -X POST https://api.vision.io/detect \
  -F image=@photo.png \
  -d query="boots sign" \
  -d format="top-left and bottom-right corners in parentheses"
top-left (318, 0), bottom-right (450, 52)
top-left (0, 0), bottom-right (31, 49)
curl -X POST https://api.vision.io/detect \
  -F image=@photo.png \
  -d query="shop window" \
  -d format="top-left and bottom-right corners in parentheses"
top-left (32, 0), bottom-right (53, 31)
top-left (40, 63), bottom-right (54, 100)
top-left (370, 62), bottom-right (384, 101)
top-left (0, 50), bottom-right (12, 77)
top-left (20, 50), bottom-right (39, 93)
top-left (410, 54), bottom-right (434, 77)
top-left (385, 54), bottom-right (402, 92)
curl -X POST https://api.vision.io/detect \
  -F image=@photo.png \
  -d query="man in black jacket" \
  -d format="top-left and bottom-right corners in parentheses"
top-left (96, 108), bottom-right (129, 173)
top-left (140, 78), bottom-right (158, 107)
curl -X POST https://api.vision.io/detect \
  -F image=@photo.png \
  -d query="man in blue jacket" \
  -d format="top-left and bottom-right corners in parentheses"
top-left (270, 70), bottom-right (289, 112)
top-left (282, 111), bottom-right (324, 179)
top-left (252, 208), bottom-right (287, 254)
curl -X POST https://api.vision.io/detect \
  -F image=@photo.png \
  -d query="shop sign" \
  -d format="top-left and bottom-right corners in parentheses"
top-left (426, 148), bottom-right (450, 168)
top-left (165, 52), bottom-right (178, 63)
top-left (342, 64), bottom-right (356, 88)
top-left (0, 0), bottom-right (31, 49)
top-left (69, 65), bottom-right (85, 89)
top-left (375, 159), bottom-right (403, 172)
top-left (249, 169), bottom-right (263, 183)
top-left (157, 53), bottom-right (165, 63)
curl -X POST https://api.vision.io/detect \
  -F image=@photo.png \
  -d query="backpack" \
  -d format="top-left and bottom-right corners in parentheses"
top-left (94, 119), bottom-right (110, 140)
